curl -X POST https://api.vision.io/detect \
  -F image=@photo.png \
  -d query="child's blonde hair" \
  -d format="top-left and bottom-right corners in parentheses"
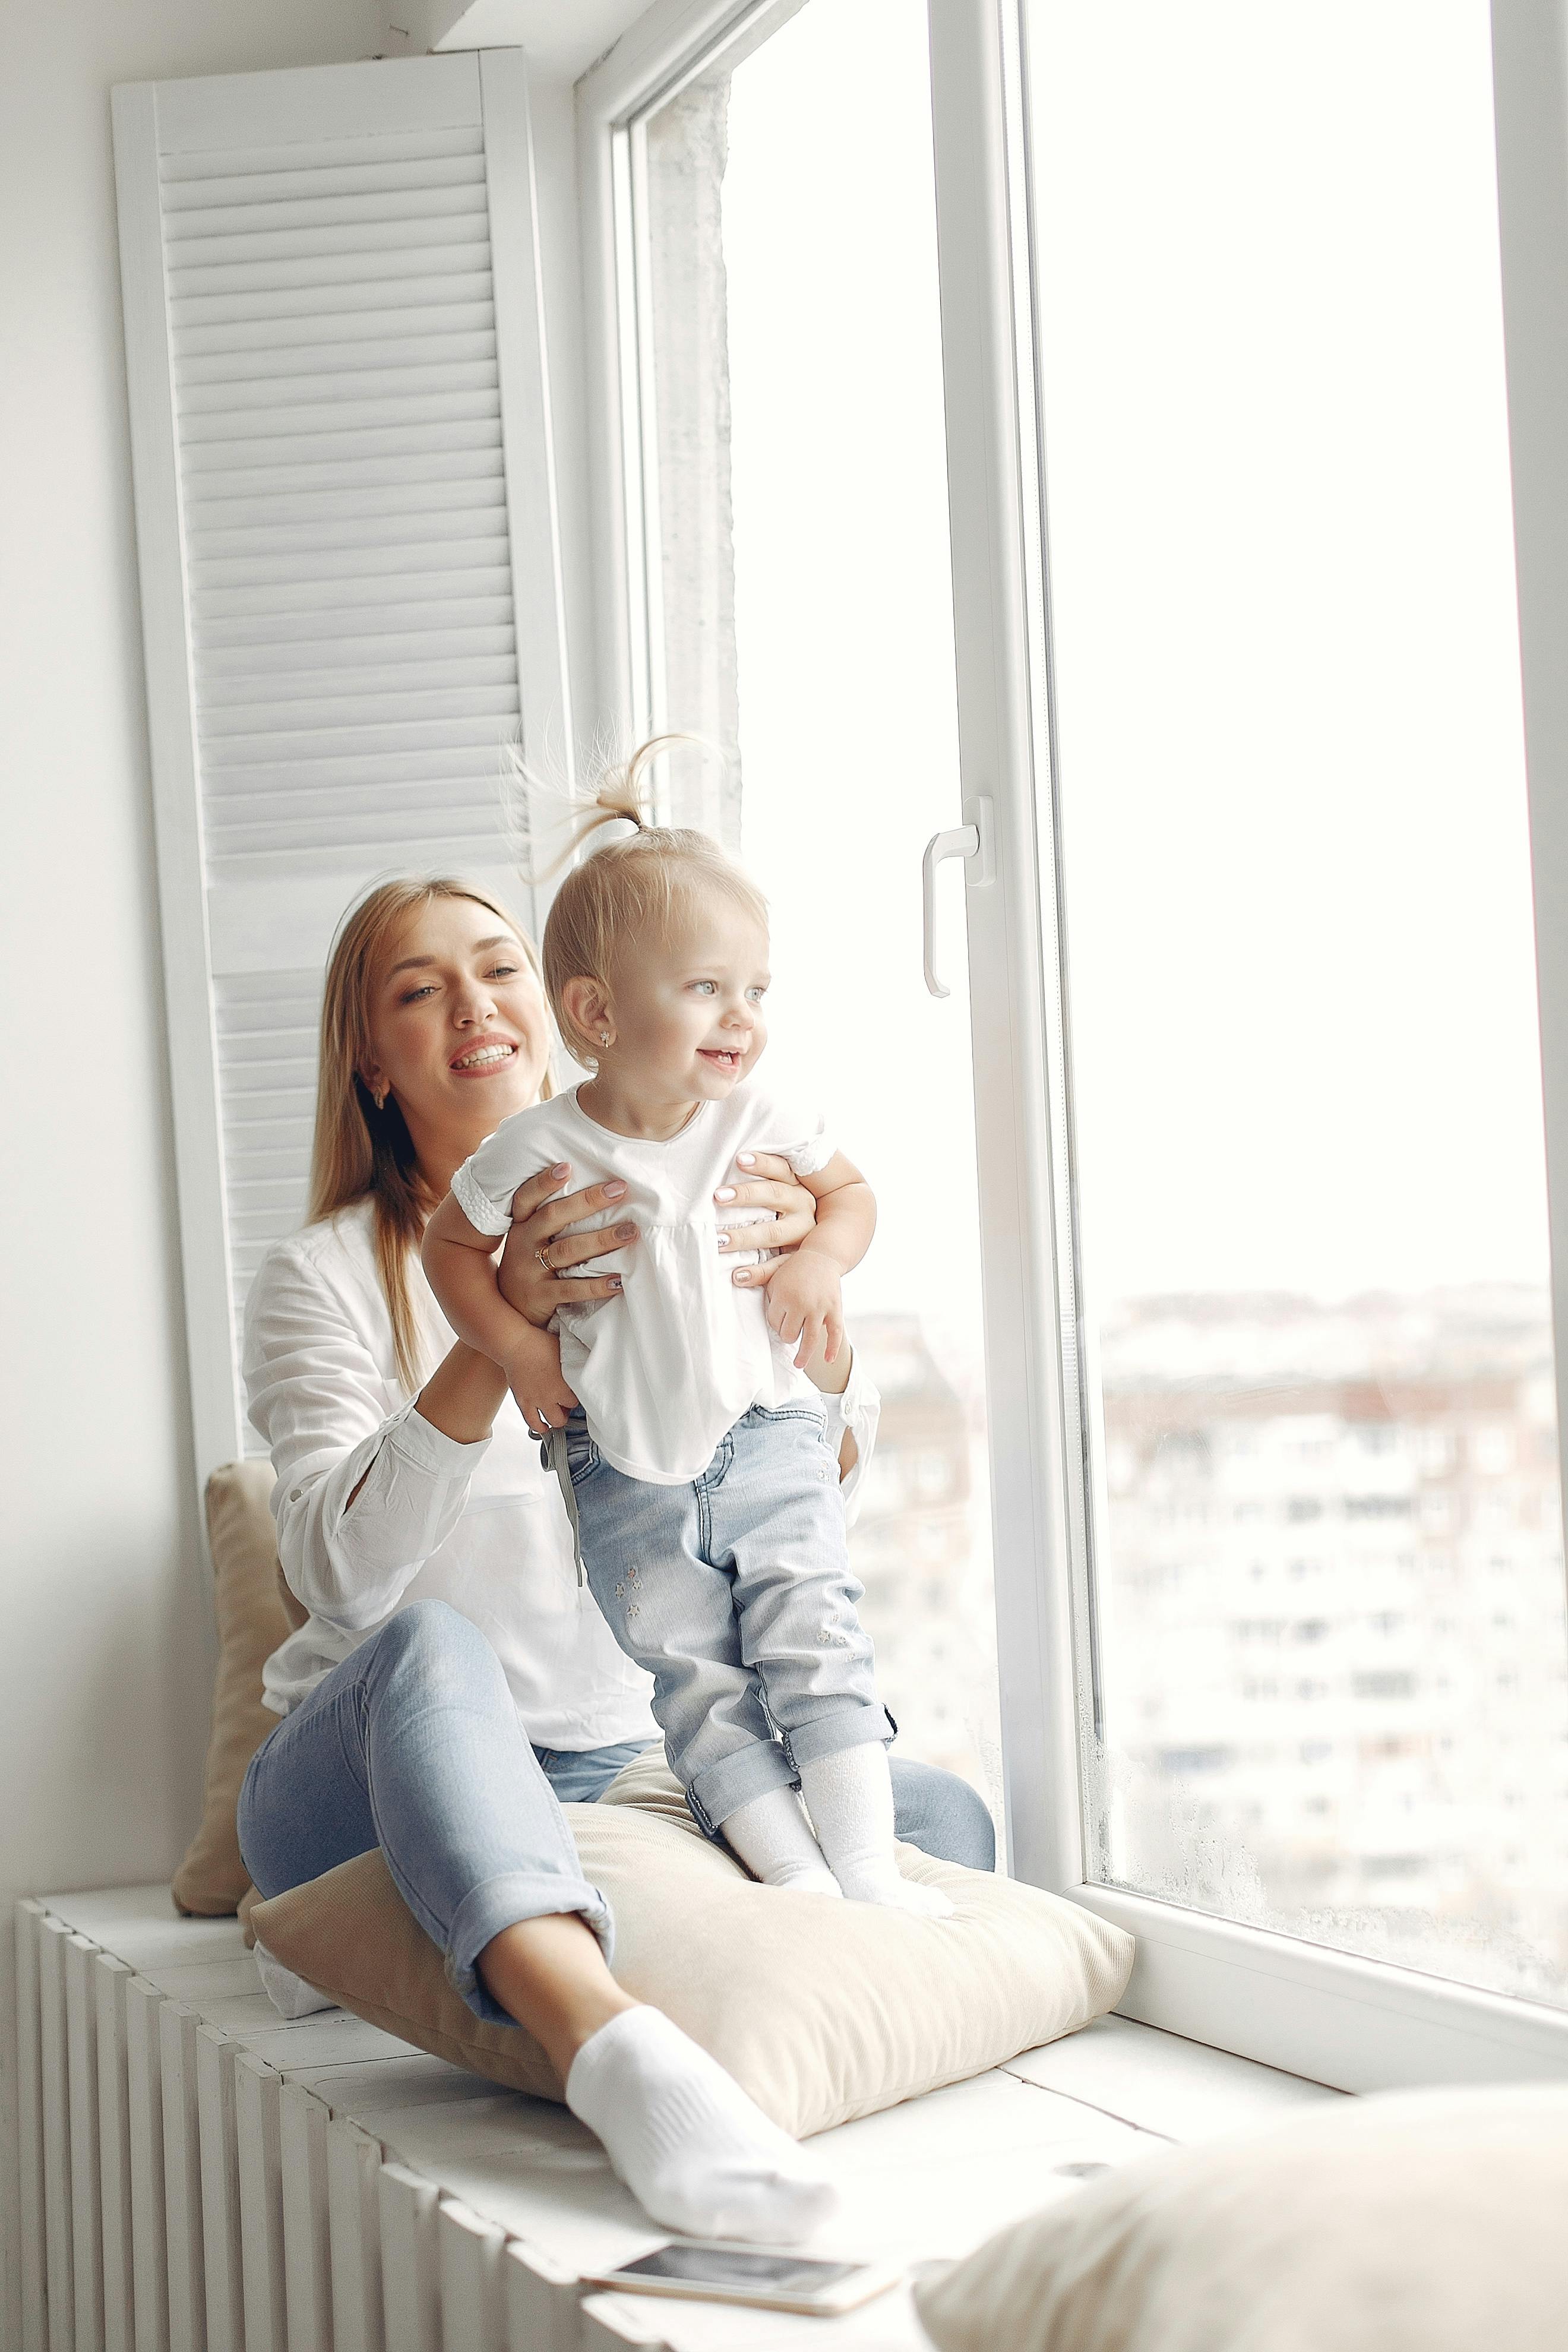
top-left (542, 736), bottom-right (769, 1066)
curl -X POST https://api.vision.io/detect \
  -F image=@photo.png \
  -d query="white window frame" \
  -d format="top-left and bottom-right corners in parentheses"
top-left (578, 0), bottom-right (1568, 2089)
top-left (577, 0), bottom-right (806, 781)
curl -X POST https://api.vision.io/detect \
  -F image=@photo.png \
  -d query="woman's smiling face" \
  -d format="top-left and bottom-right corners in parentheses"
top-left (361, 894), bottom-right (551, 1161)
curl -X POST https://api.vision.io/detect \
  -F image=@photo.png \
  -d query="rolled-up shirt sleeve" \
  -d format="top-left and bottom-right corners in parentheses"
top-left (450, 1119), bottom-right (533, 1239)
top-left (820, 1349), bottom-right (881, 1527)
top-left (243, 1239), bottom-right (490, 1632)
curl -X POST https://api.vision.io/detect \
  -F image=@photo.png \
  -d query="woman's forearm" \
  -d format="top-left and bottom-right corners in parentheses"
top-left (800, 1336), bottom-right (852, 1398)
top-left (343, 1347), bottom-right (506, 1511)
top-left (414, 1341), bottom-right (510, 1444)
top-left (275, 1403), bottom-right (489, 1629)
top-left (249, 1241), bottom-right (497, 1630)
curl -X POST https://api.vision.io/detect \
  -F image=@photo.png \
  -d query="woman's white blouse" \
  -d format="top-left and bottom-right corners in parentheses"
top-left (242, 1199), bottom-right (881, 1745)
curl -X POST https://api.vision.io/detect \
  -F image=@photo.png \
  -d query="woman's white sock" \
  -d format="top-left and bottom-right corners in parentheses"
top-left (721, 1785), bottom-right (843, 1895)
top-left (565, 2006), bottom-right (837, 2242)
top-left (797, 1743), bottom-right (954, 1917)
top-left (252, 1940), bottom-right (336, 2019)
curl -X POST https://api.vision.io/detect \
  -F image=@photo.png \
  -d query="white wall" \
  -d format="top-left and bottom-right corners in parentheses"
top-left (0, 1), bottom-right (409, 2334)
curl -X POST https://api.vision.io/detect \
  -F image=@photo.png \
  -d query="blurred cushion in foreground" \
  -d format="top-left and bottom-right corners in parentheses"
top-left (251, 1746), bottom-right (1134, 2139)
top-left (913, 2084), bottom-right (1568, 2352)
top-left (173, 1460), bottom-right (307, 1918)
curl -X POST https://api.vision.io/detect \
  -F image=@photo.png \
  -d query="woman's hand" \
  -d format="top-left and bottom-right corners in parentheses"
top-left (497, 1164), bottom-right (638, 1326)
top-left (495, 1150), bottom-right (821, 1316)
top-left (713, 1152), bottom-right (818, 1291)
top-left (718, 1153), bottom-right (855, 1403)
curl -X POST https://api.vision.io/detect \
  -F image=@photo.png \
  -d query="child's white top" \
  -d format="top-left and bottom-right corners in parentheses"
top-left (451, 1080), bottom-right (838, 1484)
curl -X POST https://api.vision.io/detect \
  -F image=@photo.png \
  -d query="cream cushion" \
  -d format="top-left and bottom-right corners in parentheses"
top-left (173, 1462), bottom-right (306, 1917)
top-left (912, 2084), bottom-right (1568, 2352)
top-left (251, 1747), bottom-right (1134, 2138)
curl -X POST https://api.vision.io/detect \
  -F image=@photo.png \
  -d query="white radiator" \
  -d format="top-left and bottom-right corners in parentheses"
top-left (20, 1885), bottom-right (1128, 2351)
top-left (16, 1892), bottom-right (672, 2352)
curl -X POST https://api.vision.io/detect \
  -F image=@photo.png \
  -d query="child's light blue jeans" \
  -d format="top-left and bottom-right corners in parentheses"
top-left (237, 1597), bottom-right (994, 2027)
top-left (555, 1401), bottom-right (891, 1835)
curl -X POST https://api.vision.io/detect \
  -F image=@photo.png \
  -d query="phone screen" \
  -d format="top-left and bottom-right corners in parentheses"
top-left (612, 2244), bottom-right (864, 2294)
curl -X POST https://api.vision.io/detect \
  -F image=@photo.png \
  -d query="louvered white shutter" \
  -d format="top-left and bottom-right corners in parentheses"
top-left (112, 53), bottom-right (569, 1481)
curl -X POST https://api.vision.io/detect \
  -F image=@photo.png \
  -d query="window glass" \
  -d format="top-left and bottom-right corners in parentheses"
top-left (638, 1), bottom-right (1002, 1814)
top-left (1025, 0), bottom-right (1568, 2000)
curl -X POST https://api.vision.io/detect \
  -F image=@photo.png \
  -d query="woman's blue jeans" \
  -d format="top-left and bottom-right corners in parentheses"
top-left (238, 1599), bottom-right (995, 2025)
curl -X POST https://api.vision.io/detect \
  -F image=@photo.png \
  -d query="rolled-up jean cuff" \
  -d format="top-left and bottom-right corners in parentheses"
top-left (782, 1703), bottom-right (893, 1771)
top-left (687, 1736), bottom-right (801, 1832)
top-left (445, 1870), bottom-right (614, 2026)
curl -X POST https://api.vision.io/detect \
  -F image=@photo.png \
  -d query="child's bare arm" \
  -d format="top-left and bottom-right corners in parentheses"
top-left (795, 1151), bottom-right (874, 1276)
top-left (422, 1193), bottom-right (578, 1431)
top-left (763, 1152), bottom-right (874, 1368)
top-left (422, 1191), bottom-right (536, 1365)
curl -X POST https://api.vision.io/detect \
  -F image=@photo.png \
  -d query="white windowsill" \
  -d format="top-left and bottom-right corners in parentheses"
top-left (1073, 1883), bottom-right (1568, 2094)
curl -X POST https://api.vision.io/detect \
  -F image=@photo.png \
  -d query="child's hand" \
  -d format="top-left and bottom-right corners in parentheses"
top-left (763, 1249), bottom-right (845, 1369)
top-left (503, 1326), bottom-right (578, 1434)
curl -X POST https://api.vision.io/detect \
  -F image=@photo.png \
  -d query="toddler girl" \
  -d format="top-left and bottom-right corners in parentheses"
top-left (423, 755), bottom-right (950, 1917)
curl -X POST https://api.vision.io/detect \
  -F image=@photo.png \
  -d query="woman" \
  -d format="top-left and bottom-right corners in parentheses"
top-left (238, 877), bottom-right (994, 2245)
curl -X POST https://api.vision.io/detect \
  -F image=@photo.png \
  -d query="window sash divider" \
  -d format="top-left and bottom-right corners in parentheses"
top-left (925, 0), bottom-right (1086, 1899)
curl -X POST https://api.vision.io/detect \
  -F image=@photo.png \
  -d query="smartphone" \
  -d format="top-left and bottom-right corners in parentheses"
top-left (582, 2239), bottom-right (900, 2316)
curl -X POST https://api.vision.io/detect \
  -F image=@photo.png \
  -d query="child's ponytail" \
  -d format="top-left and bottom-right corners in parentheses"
top-left (570, 735), bottom-right (663, 846)
top-left (513, 734), bottom-right (688, 881)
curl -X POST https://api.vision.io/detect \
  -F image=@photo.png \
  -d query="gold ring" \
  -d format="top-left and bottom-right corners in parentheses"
top-left (535, 1245), bottom-right (554, 1274)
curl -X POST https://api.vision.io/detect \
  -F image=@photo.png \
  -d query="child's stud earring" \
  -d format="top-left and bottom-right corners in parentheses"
top-left (599, 1032), bottom-right (610, 1047)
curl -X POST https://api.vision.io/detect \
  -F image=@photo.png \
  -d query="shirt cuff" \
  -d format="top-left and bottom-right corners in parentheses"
top-left (385, 1393), bottom-right (493, 1472)
top-left (820, 1353), bottom-right (877, 1452)
top-left (450, 1157), bottom-right (513, 1238)
top-left (783, 1134), bottom-right (838, 1179)
top-left (837, 1349), bottom-right (877, 1422)
top-left (817, 1383), bottom-right (851, 1444)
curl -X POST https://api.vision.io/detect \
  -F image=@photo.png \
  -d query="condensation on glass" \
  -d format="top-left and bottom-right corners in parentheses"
top-left (635, 4), bottom-right (1003, 1814)
top-left (1025, 0), bottom-right (1568, 2002)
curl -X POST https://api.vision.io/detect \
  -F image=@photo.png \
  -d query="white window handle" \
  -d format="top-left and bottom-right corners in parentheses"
top-left (922, 795), bottom-right (993, 997)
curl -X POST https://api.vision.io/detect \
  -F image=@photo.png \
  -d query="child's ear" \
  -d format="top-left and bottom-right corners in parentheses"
top-left (558, 974), bottom-right (612, 1055)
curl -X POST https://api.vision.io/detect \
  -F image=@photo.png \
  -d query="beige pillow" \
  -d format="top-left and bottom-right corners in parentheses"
top-left (913, 2084), bottom-right (1568, 2352)
top-left (172, 1460), bottom-right (306, 1917)
top-left (251, 1748), bottom-right (1133, 2138)
top-left (237, 1883), bottom-right (264, 1949)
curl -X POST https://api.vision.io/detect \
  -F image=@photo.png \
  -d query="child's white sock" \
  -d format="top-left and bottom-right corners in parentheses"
top-left (722, 1785), bottom-right (843, 1895)
top-left (565, 2006), bottom-right (837, 2243)
top-left (797, 1743), bottom-right (954, 1917)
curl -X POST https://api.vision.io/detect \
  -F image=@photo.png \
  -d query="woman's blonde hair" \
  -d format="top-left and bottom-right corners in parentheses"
top-left (542, 736), bottom-right (769, 1065)
top-left (309, 876), bottom-right (552, 1393)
